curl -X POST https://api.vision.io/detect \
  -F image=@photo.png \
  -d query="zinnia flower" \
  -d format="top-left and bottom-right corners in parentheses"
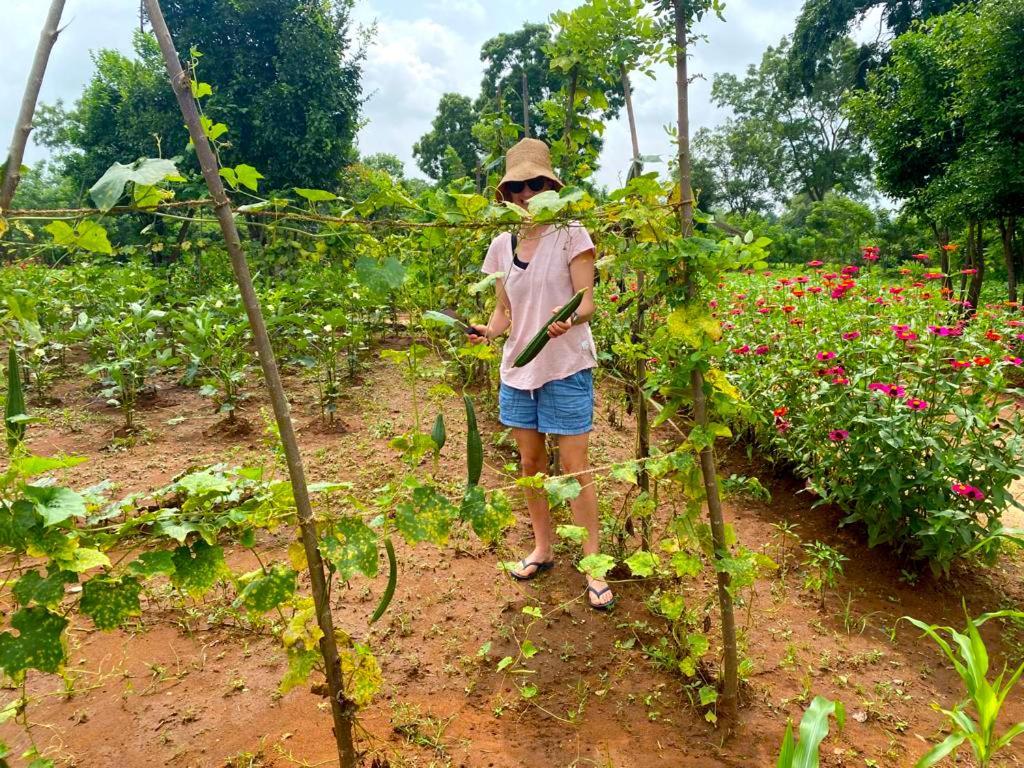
top-left (732, 345), bottom-right (750, 354)
top-left (950, 360), bottom-right (972, 370)
top-left (905, 397), bottom-right (929, 411)
top-left (754, 345), bottom-right (770, 355)
top-left (816, 351), bottom-right (836, 361)
top-left (841, 331), bottom-right (860, 341)
top-left (951, 482), bottom-right (985, 501)
top-left (911, 253), bottom-right (930, 261)
top-left (828, 429), bottom-right (849, 442)
top-left (807, 260), bottom-right (824, 267)
top-left (973, 356), bottom-right (991, 366)
top-left (1004, 356), bottom-right (1023, 366)
top-left (985, 330), bottom-right (1002, 341)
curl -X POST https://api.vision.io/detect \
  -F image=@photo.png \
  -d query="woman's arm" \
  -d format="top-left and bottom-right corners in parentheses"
top-left (548, 248), bottom-right (596, 337)
top-left (468, 277), bottom-right (512, 342)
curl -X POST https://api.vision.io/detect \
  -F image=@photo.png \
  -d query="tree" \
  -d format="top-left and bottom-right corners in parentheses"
top-left (34, 33), bottom-right (184, 191)
top-left (543, 0), bottom-right (660, 181)
top-left (846, 0), bottom-right (1024, 304)
top-left (475, 23), bottom-right (566, 143)
top-left (153, 0), bottom-right (365, 190)
top-left (788, 0), bottom-right (968, 88)
top-left (692, 122), bottom-right (784, 215)
top-left (412, 93), bottom-right (481, 186)
top-left (711, 36), bottom-right (871, 203)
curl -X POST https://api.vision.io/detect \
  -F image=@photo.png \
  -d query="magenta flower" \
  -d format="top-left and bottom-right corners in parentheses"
top-left (1005, 356), bottom-right (1023, 366)
top-left (832, 376), bottom-right (849, 385)
top-left (841, 265), bottom-right (860, 275)
top-left (816, 351), bottom-right (836, 361)
top-left (732, 345), bottom-right (750, 355)
top-left (841, 331), bottom-right (861, 341)
top-left (828, 429), bottom-right (849, 442)
top-left (895, 329), bottom-right (918, 341)
top-left (807, 260), bottom-right (824, 267)
top-left (928, 325), bottom-right (961, 337)
top-left (754, 344), bottom-right (770, 355)
top-left (868, 382), bottom-right (891, 395)
top-left (951, 482), bottom-right (985, 501)
top-left (905, 397), bottom-right (929, 411)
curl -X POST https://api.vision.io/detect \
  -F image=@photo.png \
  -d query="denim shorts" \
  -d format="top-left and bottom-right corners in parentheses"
top-left (499, 369), bottom-right (594, 435)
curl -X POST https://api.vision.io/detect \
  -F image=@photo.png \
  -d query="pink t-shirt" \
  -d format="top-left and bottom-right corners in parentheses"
top-left (481, 223), bottom-right (598, 390)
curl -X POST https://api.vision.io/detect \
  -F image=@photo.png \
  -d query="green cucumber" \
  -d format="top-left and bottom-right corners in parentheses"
top-left (431, 413), bottom-right (446, 452)
top-left (512, 289), bottom-right (587, 368)
top-left (5, 347), bottom-right (27, 451)
top-left (370, 537), bottom-right (397, 624)
top-left (464, 395), bottom-right (482, 487)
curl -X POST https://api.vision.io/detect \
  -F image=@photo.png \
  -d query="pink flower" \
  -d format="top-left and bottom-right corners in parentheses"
top-left (828, 429), bottom-right (849, 442)
top-left (732, 345), bottom-right (750, 355)
top-left (842, 331), bottom-right (861, 341)
top-left (905, 397), bottom-right (929, 411)
top-left (841, 265), bottom-right (860, 275)
top-left (758, 308), bottom-right (771, 314)
top-left (832, 376), bottom-right (849, 385)
top-left (816, 351), bottom-right (836, 361)
top-left (951, 482), bottom-right (985, 502)
top-left (807, 260), bottom-right (824, 267)
top-left (1004, 356), bottom-right (1023, 366)
top-left (808, 286), bottom-right (823, 294)
top-left (868, 382), bottom-right (891, 395)
top-left (795, 276), bottom-right (810, 284)
top-left (895, 329), bottom-right (918, 341)
top-left (960, 268), bottom-right (978, 275)
top-left (754, 345), bottom-right (770, 355)
top-left (709, 299), bottom-right (718, 309)
top-left (950, 360), bottom-right (972, 370)
top-left (861, 246), bottom-right (880, 261)
top-left (912, 252), bottom-right (930, 262)
top-left (928, 325), bottom-right (961, 337)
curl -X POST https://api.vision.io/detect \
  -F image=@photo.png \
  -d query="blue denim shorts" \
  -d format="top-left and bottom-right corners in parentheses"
top-left (499, 369), bottom-right (594, 435)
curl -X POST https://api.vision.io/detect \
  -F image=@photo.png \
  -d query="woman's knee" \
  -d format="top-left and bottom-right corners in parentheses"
top-left (521, 454), bottom-right (548, 475)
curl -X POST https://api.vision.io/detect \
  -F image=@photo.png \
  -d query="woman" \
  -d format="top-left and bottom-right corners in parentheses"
top-left (468, 138), bottom-right (614, 611)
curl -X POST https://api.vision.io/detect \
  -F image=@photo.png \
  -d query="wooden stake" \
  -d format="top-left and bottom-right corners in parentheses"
top-left (144, 2), bottom-right (356, 764)
top-left (673, 0), bottom-right (738, 721)
top-left (521, 70), bottom-right (531, 138)
top-left (0, 0), bottom-right (67, 211)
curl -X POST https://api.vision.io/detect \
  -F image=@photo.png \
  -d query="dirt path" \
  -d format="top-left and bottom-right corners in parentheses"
top-left (2, 347), bottom-right (1023, 767)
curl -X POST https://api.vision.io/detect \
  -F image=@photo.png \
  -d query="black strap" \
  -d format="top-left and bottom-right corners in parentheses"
top-left (510, 233), bottom-right (518, 254)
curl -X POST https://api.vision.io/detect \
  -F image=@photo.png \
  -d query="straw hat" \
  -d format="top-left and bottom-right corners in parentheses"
top-left (496, 138), bottom-right (563, 200)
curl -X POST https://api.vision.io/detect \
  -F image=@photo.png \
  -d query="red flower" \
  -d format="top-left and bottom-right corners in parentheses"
top-left (973, 356), bottom-right (991, 366)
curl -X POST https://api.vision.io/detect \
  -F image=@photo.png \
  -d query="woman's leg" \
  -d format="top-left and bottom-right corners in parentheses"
top-left (558, 432), bottom-right (613, 607)
top-left (510, 427), bottom-right (554, 577)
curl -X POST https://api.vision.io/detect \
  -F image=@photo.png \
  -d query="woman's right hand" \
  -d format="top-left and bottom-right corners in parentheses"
top-left (467, 324), bottom-right (490, 344)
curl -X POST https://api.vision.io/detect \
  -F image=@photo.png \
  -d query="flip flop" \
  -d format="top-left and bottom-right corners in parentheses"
top-left (509, 559), bottom-right (555, 581)
top-left (587, 584), bottom-right (616, 611)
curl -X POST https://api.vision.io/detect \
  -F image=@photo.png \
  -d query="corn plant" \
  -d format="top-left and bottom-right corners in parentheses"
top-left (905, 608), bottom-right (1024, 767)
top-left (777, 695), bottom-right (845, 767)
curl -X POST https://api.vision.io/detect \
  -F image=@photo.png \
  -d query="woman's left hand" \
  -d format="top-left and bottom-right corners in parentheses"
top-left (547, 306), bottom-right (572, 338)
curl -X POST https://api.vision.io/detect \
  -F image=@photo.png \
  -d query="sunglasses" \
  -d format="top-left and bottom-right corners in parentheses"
top-left (505, 177), bottom-right (550, 194)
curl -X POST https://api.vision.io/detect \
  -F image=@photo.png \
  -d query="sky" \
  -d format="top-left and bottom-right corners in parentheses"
top-left (1, 0), bottom-right (813, 191)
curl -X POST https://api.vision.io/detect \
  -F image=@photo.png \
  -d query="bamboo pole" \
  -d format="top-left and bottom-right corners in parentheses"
top-left (143, 2), bottom-right (356, 764)
top-left (673, 0), bottom-right (738, 720)
top-left (0, 0), bottom-right (67, 211)
top-left (521, 70), bottom-right (531, 138)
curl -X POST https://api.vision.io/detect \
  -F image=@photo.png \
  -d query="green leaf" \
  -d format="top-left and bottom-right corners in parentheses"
top-left (658, 592), bottom-right (686, 621)
top-left (75, 220), bottom-right (113, 255)
top-left (625, 550), bottom-right (660, 577)
top-left (422, 310), bottom-right (471, 333)
top-left (320, 517), bottom-right (379, 580)
top-left (89, 158), bottom-right (179, 211)
top-left (280, 646), bottom-right (319, 694)
top-left (293, 187), bottom-right (338, 202)
top-left (233, 164), bottom-right (264, 192)
top-left (913, 733), bottom-right (966, 767)
top-left (43, 220), bottom-right (75, 246)
top-left (460, 487), bottom-right (514, 544)
top-left (578, 554), bottom-right (615, 580)
top-left (520, 683), bottom-right (538, 699)
top-left (355, 256), bottom-right (406, 295)
top-left (671, 551), bottom-right (703, 578)
top-left (128, 550), bottom-right (177, 577)
top-left (522, 605), bottom-right (542, 618)
top-left (791, 695), bottom-right (845, 768)
top-left (610, 460), bottom-right (639, 485)
top-left (469, 271), bottom-right (504, 294)
top-left (0, 607), bottom-right (67, 676)
top-left (339, 642), bottom-right (382, 707)
top-left (190, 80), bottom-right (212, 98)
top-left (699, 685), bottom-right (718, 706)
top-left (79, 576), bottom-right (142, 629)
top-left (234, 565), bottom-right (296, 613)
top-left (23, 486), bottom-right (86, 527)
top-left (176, 470), bottom-right (232, 498)
top-left (66, 547), bottom-right (111, 573)
top-left (170, 540), bottom-right (226, 597)
top-left (555, 524), bottom-right (587, 544)
top-left (13, 455), bottom-right (87, 478)
top-left (496, 656), bottom-right (514, 672)
top-left (12, 570), bottom-right (74, 608)
top-left (544, 476), bottom-right (582, 507)
top-left (396, 486), bottom-right (457, 546)
top-left (521, 639), bottom-right (539, 659)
